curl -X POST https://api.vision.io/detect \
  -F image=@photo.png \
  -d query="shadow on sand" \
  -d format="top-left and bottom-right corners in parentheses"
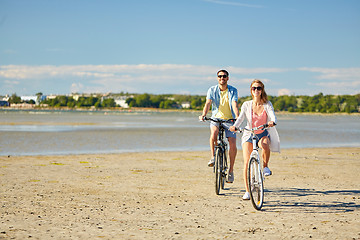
top-left (209, 185), bottom-right (359, 213)
top-left (262, 188), bottom-right (360, 213)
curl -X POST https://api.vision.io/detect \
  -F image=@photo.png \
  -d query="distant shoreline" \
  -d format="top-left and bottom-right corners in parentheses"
top-left (1, 106), bottom-right (359, 116)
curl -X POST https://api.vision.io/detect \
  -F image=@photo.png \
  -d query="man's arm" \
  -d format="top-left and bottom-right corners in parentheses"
top-left (199, 99), bottom-right (212, 121)
top-left (232, 100), bottom-right (239, 118)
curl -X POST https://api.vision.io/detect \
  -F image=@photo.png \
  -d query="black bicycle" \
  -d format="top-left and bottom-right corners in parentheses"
top-left (202, 117), bottom-right (236, 195)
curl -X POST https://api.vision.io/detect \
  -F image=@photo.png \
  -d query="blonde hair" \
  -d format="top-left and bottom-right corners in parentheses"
top-left (250, 79), bottom-right (268, 104)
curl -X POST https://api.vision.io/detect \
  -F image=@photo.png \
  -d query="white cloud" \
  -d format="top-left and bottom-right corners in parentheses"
top-left (1, 64), bottom-right (359, 95)
top-left (312, 80), bottom-right (360, 89)
top-left (72, 71), bottom-right (115, 78)
top-left (0, 64), bottom-right (288, 81)
top-left (228, 67), bottom-right (288, 75)
top-left (299, 67), bottom-right (360, 81)
top-left (4, 80), bottom-right (19, 85)
top-left (70, 83), bottom-right (84, 93)
top-left (278, 88), bottom-right (293, 96)
top-left (232, 77), bottom-right (270, 85)
top-left (298, 67), bottom-right (360, 94)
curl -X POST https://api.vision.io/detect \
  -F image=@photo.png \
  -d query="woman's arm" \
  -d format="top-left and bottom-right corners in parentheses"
top-left (266, 101), bottom-right (277, 126)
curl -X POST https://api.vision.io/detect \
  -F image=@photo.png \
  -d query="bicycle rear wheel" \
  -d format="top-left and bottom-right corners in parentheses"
top-left (215, 148), bottom-right (223, 195)
top-left (247, 157), bottom-right (264, 210)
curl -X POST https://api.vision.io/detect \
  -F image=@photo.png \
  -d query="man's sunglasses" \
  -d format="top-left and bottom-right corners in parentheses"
top-left (218, 75), bottom-right (227, 78)
top-left (251, 86), bottom-right (262, 91)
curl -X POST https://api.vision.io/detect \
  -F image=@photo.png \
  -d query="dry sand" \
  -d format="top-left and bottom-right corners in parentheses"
top-left (1, 148), bottom-right (359, 239)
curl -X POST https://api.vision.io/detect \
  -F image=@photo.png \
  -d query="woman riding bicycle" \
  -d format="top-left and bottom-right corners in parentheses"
top-left (229, 79), bottom-right (280, 200)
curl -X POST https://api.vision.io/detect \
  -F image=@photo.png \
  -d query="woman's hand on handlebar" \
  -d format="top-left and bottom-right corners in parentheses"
top-left (267, 121), bottom-right (276, 127)
top-left (199, 115), bottom-right (205, 121)
top-left (229, 126), bottom-right (236, 132)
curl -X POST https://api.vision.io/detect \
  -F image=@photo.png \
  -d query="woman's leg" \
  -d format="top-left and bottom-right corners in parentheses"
top-left (259, 136), bottom-right (270, 167)
top-left (242, 142), bottom-right (253, 192)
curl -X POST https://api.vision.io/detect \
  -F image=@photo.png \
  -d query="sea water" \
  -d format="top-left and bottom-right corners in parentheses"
top-left (0, 109), bottom-right (359, 156)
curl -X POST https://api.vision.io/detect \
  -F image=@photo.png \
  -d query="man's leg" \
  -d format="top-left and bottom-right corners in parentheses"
top-left (228, 137), bottom-right (237, 173)
top-left (208, 125), bottom-right (219, 166)
top-left (226, 136), bottom-right (237, 183)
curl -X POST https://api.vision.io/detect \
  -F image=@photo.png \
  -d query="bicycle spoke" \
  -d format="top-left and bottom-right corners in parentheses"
top-left (248, 157), bottom-right (264, 210)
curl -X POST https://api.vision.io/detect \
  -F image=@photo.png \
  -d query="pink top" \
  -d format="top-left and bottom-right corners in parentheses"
top-left (252, 109), bottom-right (267, 134)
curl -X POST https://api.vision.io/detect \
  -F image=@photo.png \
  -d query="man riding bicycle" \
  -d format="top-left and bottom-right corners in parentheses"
top-left (199, 69), bottom-right (239, 183)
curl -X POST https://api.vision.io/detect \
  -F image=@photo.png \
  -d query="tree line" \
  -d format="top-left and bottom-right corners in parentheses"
top-left (269, 93), bottom-right (360, 113)
top-left (43, 96), bottom-right (116, 108)
top-left (7, 94), bottom-right (116, 108)
top-left (125, 93), bottom-right (204, 109)
top-left (5, 93), bottom-right (360, 113)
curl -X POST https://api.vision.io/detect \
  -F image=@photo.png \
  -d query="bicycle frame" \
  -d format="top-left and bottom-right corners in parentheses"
top-left (250, 131), bottom-right (262, 178)
top-left (215, 122), bottom-right (227, 175)
top-left (216, 122), bottom-right (227, 156)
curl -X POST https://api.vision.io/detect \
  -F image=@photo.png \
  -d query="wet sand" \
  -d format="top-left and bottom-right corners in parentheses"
top-left (1, 148), bottom-right (359, 239)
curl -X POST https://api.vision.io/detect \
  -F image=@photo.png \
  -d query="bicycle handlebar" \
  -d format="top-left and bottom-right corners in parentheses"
top-left (200, 117), bottom-right (276, 133)
top-left (235, 123), bottom-right (276, 133)
top-left (201, 116), bottom-right (236, 124)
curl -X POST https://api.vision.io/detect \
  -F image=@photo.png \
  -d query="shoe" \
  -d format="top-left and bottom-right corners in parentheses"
top-left (226, 172), bottom-right (234, 183)
top-left (263, 167), bottom-right (272, 176)
top-left (242, 192), bottom-right (250, 200)
top-left (208, 158), bottom-right (215, 167)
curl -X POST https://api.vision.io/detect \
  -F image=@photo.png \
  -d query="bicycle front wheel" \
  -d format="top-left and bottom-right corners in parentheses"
top-left (221, 153), bottom-right (227, 190)
top-left (247, 157), bottom-right (264, 210)
top-left (215, 148), bottom-right (223, 195)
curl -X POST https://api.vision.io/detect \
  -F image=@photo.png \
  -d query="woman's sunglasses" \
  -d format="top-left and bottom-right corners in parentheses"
top-left (251, 86), bottom-right (262, 91)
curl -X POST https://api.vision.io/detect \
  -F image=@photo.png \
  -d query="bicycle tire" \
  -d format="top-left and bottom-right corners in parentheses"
top-left (215, 148), bottom-right (222, 195)
top-left (221, 153), bottom-right (226, 190)
top-left (247, 157), bottom-right (264, 210)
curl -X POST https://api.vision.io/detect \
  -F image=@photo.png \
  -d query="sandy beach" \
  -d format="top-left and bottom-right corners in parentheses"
top-left (1, 147), bottom-right (359, 239)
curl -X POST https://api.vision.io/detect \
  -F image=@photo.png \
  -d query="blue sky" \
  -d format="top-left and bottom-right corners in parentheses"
top-left (1, 0), bottom-right (359, 97)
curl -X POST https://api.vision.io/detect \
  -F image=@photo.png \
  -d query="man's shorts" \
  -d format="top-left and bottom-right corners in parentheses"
top-left (210, 120), bottom-right (236, 139)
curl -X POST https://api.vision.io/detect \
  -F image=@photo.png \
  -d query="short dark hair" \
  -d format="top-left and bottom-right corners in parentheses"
top-left (217, 69), bottom-right (229, 76)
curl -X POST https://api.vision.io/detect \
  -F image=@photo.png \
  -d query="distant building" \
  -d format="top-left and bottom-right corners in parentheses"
top-left (114, 96), bottom-right (129, 108)
top-left (181, 102), bottom-right (191, 109)
top-left (46, 95), bottom-right (57, 100)
top-left (2, 95), bottom-right (10, 101)
top-left (21, 95), bottom-right (47, 105)
top-left (21, 96), bottom-right (37, 102)
top-left (71, 94), bottom-right (80, 101)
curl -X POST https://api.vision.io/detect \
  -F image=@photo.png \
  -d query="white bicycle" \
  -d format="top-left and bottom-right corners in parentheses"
top-left (235, 123), bottom-right (275, 210)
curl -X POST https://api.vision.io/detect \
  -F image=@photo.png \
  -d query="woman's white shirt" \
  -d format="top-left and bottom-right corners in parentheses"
top-left (234, 100), bottom-right (280, 152)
